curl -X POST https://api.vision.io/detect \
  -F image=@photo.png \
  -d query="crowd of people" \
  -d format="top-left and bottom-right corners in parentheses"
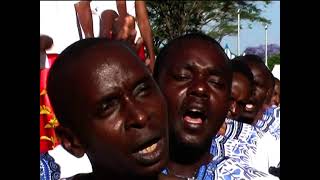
top-left (40, 1), bottom-right (280, 180)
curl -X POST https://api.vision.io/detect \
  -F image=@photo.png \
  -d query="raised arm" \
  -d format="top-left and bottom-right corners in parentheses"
top-left (74, 1), bottom-right (94, 38)
top-left (135, 1), bottom-right (156, 72)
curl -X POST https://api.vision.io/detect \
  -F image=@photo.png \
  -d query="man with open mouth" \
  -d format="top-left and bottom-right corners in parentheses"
top-left (154, 33), bottom-right (278, 179)
top-left (237, 55), bottom-right (279, 139)
top-left (237, 55), bottom-right (280, 176)
top-left (47, 39), bottom-right (169, 180)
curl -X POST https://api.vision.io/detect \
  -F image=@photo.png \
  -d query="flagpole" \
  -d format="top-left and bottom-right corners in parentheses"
top-left (237, 9), bottom-right (241, 56)
top-left (265, 24), bottom-right (268, 68)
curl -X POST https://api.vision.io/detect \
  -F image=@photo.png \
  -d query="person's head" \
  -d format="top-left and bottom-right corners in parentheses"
top-left (47, 39), bottom-right (168, 178)
top-left (237, 55), bottom-right (275, 122)
top-left (228, 59), bottom-right (254, 121)
top-left (40, 34), bottom-right (53, 51)
top-left (154, 33), bottom-right (232, 151)
top-left (271, 77), bottom-right (280, 107)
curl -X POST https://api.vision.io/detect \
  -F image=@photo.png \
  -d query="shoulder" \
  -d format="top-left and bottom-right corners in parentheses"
top-left (40, 153), bottom-right (61, 180)
top-left (216, 158), bottom-right (278, 180)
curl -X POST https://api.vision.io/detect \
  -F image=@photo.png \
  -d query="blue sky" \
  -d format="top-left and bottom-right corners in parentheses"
top-left (220, 1), bottom-right (280, 54)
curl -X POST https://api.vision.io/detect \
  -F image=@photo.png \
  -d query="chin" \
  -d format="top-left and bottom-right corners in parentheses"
top-left (133, 158), bottom-right (168, 177)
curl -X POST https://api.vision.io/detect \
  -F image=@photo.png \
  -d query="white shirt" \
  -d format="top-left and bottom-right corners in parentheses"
top-left (48, 145), bottom-right (92, 179)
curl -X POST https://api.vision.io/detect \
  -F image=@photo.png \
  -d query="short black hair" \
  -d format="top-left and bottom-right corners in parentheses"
top-left (236, 54), bottom-right (275, 88)
top-left (47, 38), bottom-right (137, 128)
top-left (153, 32), bottom-right (230, 80)
top-left (230, 58), bottom-right (254, 85)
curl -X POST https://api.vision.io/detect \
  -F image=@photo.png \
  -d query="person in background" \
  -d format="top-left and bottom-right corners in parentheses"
top-left (153, 33), bottom-right (278, 179)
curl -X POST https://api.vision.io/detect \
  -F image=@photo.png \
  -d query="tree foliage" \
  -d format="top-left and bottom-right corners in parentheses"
top-left (267, 53), bottom-right (280, 70)
top-left (146, 1), bottom-right (272, 54)
top-left (244, 43), bottom-right (280, 61)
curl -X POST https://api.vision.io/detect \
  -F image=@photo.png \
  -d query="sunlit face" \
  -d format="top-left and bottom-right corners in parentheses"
top-left (228, 72), bottom-right (252, 120)
top-left (156, 38), bottom-right (231, 149)
top-left (240, 62), bottom-right (272, 121)
top-left (66, 43), bottom-right (169, 177)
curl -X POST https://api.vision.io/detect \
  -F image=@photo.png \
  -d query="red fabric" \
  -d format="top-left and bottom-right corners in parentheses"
top-left (40, 54), bottom-right (60, 153)
top-left (137, 43), bottom-right (146, 61)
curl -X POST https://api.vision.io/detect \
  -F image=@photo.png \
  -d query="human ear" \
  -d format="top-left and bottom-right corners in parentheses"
top-left (55, 126), bottom-right (86, 158)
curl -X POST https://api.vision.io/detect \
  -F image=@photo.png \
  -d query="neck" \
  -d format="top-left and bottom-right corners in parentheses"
top-left (167, 140), bottom-right (213, 178)
top-left (90, 167), bottom-right (159, 180)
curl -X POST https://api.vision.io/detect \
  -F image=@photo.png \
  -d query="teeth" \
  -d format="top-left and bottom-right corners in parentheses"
top-left (190, 108), bottom-right (201, 113)
top-left (138, 142), bottom-right (157, 154)
top-left (246, 104), bottom-right (253, 109)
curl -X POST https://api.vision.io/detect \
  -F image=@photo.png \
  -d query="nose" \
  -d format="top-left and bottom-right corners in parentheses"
top-left (124, 96), bottom-right (149, 130)
top-left (187, 79), bottom-right (209, 100)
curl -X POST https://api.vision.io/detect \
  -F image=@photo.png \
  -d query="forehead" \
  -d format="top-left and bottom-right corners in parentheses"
top-left (79, 44), bottom-right (146, 76)
top-left (165, 38), bottom-right (229, 69)
top-left (69, 44), bottom-right (149, 94)
top-left (233, 72), bottom-right (250, 86)
top-left (246, 62), bottom-right (269, 78)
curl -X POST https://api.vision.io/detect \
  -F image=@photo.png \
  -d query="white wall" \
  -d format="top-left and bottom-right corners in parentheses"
top-left (40, 1), bottom-right (100, 54)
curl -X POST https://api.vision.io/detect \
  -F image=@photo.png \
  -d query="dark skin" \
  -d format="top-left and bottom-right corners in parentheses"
top-left (40, 35), bottom-right (53, 69)
top-left (74, 1), bottom-right (94, 38)
top-left (115, 0), bottom-right (156, 72)
top-left (229, 72), bottom-right (252, 120)
top-left (74, 1), bottom-right (155, 71)
top-left (271, 78), bottom-right (280, 107)
top-left (239, 61), bottom-right (274, 125)
top-left (155, 38), bottom-right (232, 178)
top-left (54, 42), bottom-right (169, 180)
top-left (219, 72), bottom-right (252, 135)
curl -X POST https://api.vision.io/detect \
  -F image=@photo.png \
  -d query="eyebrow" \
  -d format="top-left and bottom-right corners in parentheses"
top-left (207, 68), bottom-right (224, 76)
top-left (131, 74), bottom-right (153, 91)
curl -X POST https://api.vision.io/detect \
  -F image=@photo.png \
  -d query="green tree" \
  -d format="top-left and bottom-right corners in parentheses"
top-left (267, 53), bottom-right (280, 70)
top-left (146, 1), bottom-right (271, 54)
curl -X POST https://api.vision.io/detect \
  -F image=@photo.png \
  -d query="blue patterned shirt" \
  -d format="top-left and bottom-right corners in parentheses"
top-left (40, 153), bottom-right (61, 180)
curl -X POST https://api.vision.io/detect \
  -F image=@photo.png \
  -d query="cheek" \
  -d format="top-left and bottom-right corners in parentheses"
top-left (163, 86), bottom-right (185, 110)
top-left (89, 120), bottom-right (126, 149)
top-left (210, 94), bottom-right (230, 117)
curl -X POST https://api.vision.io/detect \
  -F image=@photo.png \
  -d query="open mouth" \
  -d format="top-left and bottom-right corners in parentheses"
top-left (133, 137), bottom-right (160, 155)
top-left (183, 108), bottom-right (207, 124)
top-left (131, 137), bottom-right (164, 166)
top-left (181, 106), bottom-right (208, 132)
top-left (245, 103), bottom-right (255, 112)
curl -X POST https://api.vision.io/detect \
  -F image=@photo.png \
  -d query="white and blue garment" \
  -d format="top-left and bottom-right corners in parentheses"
top-left (210, 119), bottom-right (262, 165)
top-left (161, 128), bottom-right (278, 180)
top-left (40, 153), bottom-right (61, 180)
top-left (255, 106), bottom-right (280, 140)
top-left (209, 119), bottom-right (280, 178)
top-left (162, 155), bottom-right (277, 180)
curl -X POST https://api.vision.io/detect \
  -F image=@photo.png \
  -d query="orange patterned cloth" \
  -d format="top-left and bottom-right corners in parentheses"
top-left (40, 54), bottom-right (60, 153)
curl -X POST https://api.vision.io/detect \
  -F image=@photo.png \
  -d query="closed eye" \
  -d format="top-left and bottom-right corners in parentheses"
top-left (133, 82), bottom-right (151, 97)
top-left (96, 97), bottom-right (119, 118)
top-left (208, 77), bottom-right (225, 88)
top-left (173, 74), bottom-right (192, 81)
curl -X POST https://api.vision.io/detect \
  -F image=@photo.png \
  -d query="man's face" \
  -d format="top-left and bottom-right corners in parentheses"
top-left (228, 72), bottom-right (252, 120)
top-left (240, 62), bottom-right (272, 121)
top-left (67, 44), bottom-right (169, 177)
top-left (156, 39), bottom-right (231, 149)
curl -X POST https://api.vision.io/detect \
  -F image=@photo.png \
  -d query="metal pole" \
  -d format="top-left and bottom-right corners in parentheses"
top-left (237, 9), bottom-right (241, 56)
top-left (265, 25), bottom-right (268, 68)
